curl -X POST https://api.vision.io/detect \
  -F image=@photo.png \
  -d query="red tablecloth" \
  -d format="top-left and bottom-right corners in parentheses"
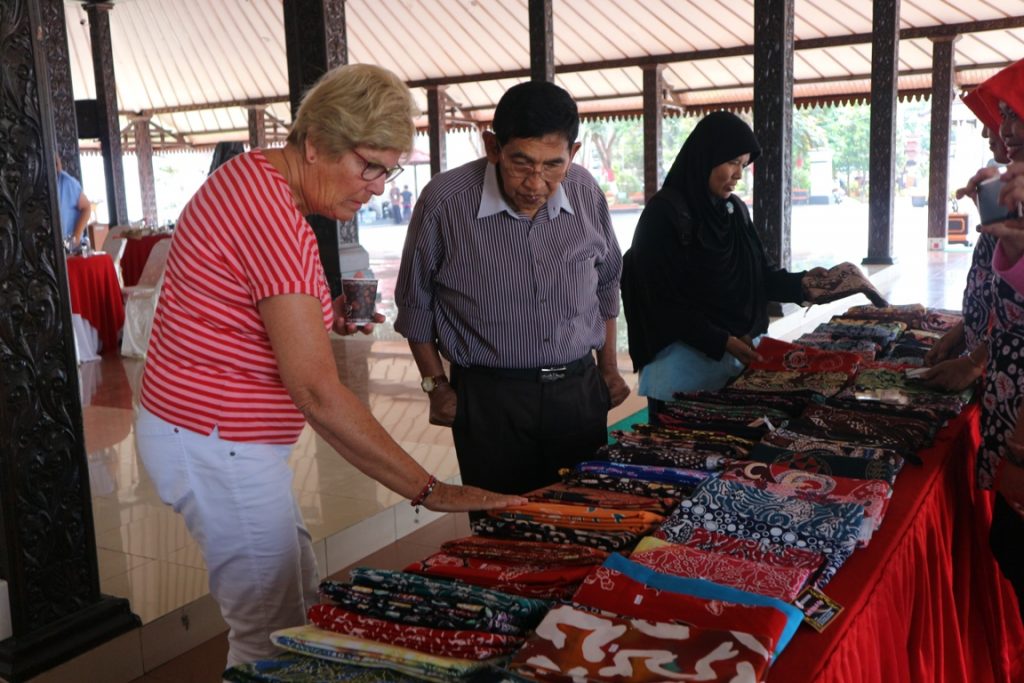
top-left (67, 253), bottom-right (124, 354)
top-left (767, 403), bottom-right (1024, 682)
top-left (120, 233), bottom-right (171, 287)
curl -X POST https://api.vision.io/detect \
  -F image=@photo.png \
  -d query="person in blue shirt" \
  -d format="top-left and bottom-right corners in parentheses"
top-left (56, 155), bottom-right (91, 248)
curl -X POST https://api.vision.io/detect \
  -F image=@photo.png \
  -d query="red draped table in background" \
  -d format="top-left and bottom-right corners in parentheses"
top-left (120, 233), bottom-right (171, 287)
top-left (767, 403), bottom-right (1024, 683)
top-left (66, 253), bottom-right (124, 354)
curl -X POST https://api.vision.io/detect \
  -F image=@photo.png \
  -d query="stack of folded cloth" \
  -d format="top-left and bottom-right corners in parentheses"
top-left (601, 424), bottom-right (753, 470)
top-left (832, 365), bottom-right (973, 423)
top-left (559, 459), bottom-right (712, 499)
top-left (507, 554), bottom-right (803, 682)
top-left (266, 568), bottom-right (550, 682)
top-left (727, 337), bottom-right (862, 398)
top-left (809, 317), bottom-right (907, 353)
top-left (877, 329), bottom-right (944, 366)
top-left (405, 536), bottom-right (608, 600)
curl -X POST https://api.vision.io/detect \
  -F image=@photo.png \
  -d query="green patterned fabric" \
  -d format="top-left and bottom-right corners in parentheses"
top-left (222, 653), bottom-right (412, 682)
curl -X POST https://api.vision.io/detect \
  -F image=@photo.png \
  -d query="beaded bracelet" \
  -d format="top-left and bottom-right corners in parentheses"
top-left (410, 474), bottom-right (438, 508)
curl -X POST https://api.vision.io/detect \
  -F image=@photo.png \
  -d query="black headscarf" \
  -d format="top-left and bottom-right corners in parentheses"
top-left (662, 110), bottom-right (761, 246)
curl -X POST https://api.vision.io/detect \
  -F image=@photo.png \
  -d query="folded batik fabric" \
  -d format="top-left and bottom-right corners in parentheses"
top-left (918, 308), bottom-right (963, 334)
top-left (718, 460), bottom-right (892, 544)
top-left (405, 552), bottom-right (595, 600)
top-left (813, 318), bottom-right (907, 347)
top-left (760, 427), bottom-right (904, 462)
top-left (598, 443), bottom-right (731, 474)
top-left (658, 478), bottom-right (863, 586)
top-left (488, 501), bottom-right (664, 534)
top-left (833, 367), bottom-right (971, 422)
top-left (270, 625), bottom-right (501, 683)
top-left (669, 388), bottom-right (812, 418)
top-left (651, 399), bottom-right (791, 438)
top-left (526, 483), bottom-right (674, 512)
top-left (560, 468), bottom-right (700, 501)
top-left (842, 303), bottom-right (927, 327)
top-left (573, 557), bottom-right (801, 657)
top-left (471, 515), bottom-right (640, 552)
top-left (748, 337), bottom-right (863, 375)
top-left (222, 653), bottom-right (407, 683)
top-left (681, 528), bottom-right (825, 573)
top-left (792, 334), bottom-right (881, 361)
top-left (308, 604), bottom-right (522, 659)
top-left (803, 262), bottom-right (888, 307)
top-left (319, 581), bottom-right (527, 636)
top-left (785, 402), bottom-right (933, 454)
top-left (573, 461), bottom-right (714, 488)
top-left (629, 536), bottom-right (812, 601)
top-left (440, 536), bottom-right (608, 566)
top-left (347, 568), bottom-right (549, 624)
top-left (728, 369), bottom-right (852, 397)
top-left (509, 603), bottom-right (772, 682)
top-left (746, 443), bottom-right (901, 485)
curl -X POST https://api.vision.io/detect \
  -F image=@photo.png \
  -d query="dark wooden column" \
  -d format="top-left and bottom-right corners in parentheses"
top-left (528, 0), bottom-right (554, 82)
top-left (0, 3), bottom-right (140, 681)
top-left (84, 2), bottom-right (128, 226)
top-left (41, 0), bottom-right (81, 180)
top-left (753, 0), bottom-right (795, 271)
top-left (927, 36), bottom-right (958, 250)
top-left (248, 105), bottom-right (267, 149)
top-left (283, 0), bottom-right (352, 298)
top-left (134, 116), bottom-right (158, 226)
top-left (641, 64), bottom-right (665, 202)
top-left (864, 0), bottom-right (901, 265)
top-left (427, 85), bottom-right (447, 177)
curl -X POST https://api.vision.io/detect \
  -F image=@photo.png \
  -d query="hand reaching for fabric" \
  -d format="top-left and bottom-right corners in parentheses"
top-left (923, 323), bottom-right (965, 366)
top-left (916, 356), bottom-right (982, 392)
top-left (725, 335), bottom-right (763, 365)
top-left (421, 481), bottom-right (527, 512)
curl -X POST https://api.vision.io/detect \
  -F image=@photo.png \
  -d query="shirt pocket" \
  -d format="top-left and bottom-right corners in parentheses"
top-left (558, 255), bottom-right (598, 318)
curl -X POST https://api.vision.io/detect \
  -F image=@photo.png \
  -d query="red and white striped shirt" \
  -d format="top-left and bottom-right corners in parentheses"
top-left (140, 150), bottom-right (333, 444)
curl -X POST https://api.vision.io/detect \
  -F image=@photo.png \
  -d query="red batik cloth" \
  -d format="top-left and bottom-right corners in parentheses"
top-left (439, 536), bottom-right (608, 566)
top-left (307, 603), bottom-right (521, 660)
top-left (405, 553), bottom-right (595, 600)
top-left (572, 563), bottom-right (792, 655)
top-left (681, 528), bottom-right (826, 573)
top-left (629, 536), bottom-right (812, 601)
top-left (748, 337), bottom-right (863, 375)
top-left (509, 603), bottom-right (772, 682)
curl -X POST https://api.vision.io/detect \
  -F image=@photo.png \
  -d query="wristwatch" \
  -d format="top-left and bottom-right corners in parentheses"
top-left (420, 375), bottom-right (447, 393)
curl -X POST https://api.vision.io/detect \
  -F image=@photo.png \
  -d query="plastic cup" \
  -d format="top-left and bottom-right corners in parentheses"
top-left (341, 278), bottom-right (379, 324)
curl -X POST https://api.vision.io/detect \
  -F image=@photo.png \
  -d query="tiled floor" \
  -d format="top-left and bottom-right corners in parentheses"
top-left (23, 203), bottom-right (973, 682)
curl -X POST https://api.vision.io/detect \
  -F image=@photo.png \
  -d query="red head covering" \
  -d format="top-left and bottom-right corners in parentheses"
top-left (975, 59), bottom-right (1024, 124)
top-left (962, 88), bottom-right (999, 132)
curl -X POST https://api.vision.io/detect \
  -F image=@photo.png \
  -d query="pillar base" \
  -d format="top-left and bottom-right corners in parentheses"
top-left (862, 256), bottom-right (896, 266)
top-left (0, 596), bottom-right (139, 682)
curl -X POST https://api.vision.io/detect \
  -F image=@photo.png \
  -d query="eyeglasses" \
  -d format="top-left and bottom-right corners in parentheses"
top-left (352, 149), bottom-right (404, 183)
top-left (498, 145), bottom-right (568, 182)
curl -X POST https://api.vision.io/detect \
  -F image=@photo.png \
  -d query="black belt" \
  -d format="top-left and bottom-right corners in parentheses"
top-left (459, 355), bottom-right (594, 383)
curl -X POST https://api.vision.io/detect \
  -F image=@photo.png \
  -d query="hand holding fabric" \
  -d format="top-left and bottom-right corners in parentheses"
top-left (331, 293), bottom-right (385, 335)
top-left (427, 379), bottom-right (457, 426)
top-left (924, 322), bottom-right (965, 366)
top-left (917, 356), bottom-right (982, 392)
top-left (725, 335), bottom-right (763, 365)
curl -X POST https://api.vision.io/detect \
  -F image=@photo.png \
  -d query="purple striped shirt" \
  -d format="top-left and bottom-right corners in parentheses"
top-left (395, 158), bottom-right (621, 369)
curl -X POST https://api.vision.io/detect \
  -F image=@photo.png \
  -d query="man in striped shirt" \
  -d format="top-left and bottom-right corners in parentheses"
top-left (395, 81), bottom-right (630, 495)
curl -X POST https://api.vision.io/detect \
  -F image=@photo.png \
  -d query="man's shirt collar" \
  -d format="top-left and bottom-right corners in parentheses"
top-left (477, 161), bottom-right (575, 220)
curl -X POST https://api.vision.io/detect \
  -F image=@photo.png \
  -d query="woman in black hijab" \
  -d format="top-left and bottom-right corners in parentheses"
top-left (621, 111), bottom-right (821, 417)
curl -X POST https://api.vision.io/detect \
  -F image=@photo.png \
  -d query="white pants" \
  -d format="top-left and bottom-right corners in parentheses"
top-left (135, 407), bottom-right (319, 668)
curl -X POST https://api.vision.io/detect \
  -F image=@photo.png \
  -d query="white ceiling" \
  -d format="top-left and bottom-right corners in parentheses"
top-left (62, 0), bottom-right (1024, 148)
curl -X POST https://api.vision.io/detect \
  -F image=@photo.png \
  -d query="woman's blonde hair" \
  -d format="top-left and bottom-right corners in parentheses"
top-left (287, 63), bottom-right (417, 157)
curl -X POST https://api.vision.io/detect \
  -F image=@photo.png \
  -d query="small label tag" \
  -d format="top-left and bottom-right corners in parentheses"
top-left (794, 586), bottom-right (844, 632)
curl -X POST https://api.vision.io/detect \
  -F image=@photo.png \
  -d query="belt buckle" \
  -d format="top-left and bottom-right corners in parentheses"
top-left (539, 365), bottom-right (567, 382)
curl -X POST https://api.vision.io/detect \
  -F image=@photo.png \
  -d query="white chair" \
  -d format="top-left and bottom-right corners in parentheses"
top-left (120, 238), bottom-right (172, 358)
top-left (102, 225), bottom-right (130, 287)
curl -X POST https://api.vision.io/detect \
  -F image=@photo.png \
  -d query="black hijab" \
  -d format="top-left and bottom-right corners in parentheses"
top-left (662, 110), bottom-right (761, 246)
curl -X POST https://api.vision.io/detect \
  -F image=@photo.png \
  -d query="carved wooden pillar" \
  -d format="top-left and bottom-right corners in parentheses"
top-left (927, 36), bottom-right (958, 250)
top-left (0, 3), bottom-right (140, 681)
top-left (248, 106), bottom-right (267, 149)
top-left (283, 0), bottom-right (355, 296)
top-left (753, 0), bottom-right (795, 272)
top-left (427, 86), bottom-right (447, 177)
top-left (83, 1), bottom-right (128, 226)
top-left (40, 0), bottom-right (81, 181)
top-left (134, 116), bottom-right (158, 226)
top-left (528, 0), bottom-right (554, 83)
top-left (865, 0), bottom-right (901, 265)
top-left (642, 64), bottom-right (665, 203)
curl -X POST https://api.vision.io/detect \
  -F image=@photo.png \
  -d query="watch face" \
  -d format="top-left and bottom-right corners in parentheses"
top-left (420, 377), bottom-right (436, 392)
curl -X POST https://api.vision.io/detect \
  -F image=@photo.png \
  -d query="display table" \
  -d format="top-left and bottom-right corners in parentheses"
top-left (120, 233), bottom-right (171, 287)
top-left (767, 403), bottom-right (1024, 682)
top-left (66, 253), bottom-right (124, 355)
